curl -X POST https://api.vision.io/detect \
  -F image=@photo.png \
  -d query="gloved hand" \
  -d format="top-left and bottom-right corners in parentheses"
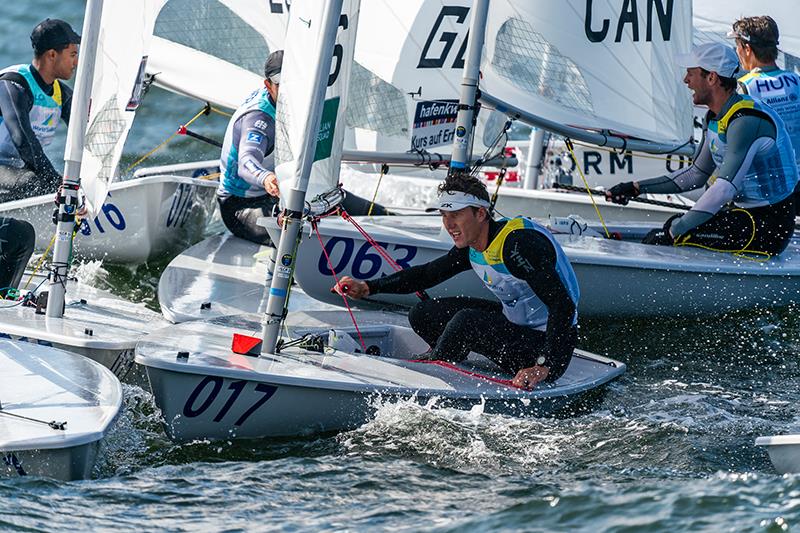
top-left (642, 215), bottom-right (680, 246)
top-left (605, 181), bottom-right (639, 205)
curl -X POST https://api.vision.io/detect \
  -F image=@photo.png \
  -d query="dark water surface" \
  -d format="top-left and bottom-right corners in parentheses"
top-left (3, 2), bottom-right (800, 532)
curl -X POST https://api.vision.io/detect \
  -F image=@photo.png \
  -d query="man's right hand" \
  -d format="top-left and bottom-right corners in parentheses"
top-left (331, 276), bottom-right (369, 299)
top-left (605, 181), bottom-right (639, 205)
top-left (264, 172), bottom-right (280, 197)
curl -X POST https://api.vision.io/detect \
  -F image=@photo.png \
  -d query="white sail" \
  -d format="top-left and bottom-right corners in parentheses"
top-left (694, 0), bottom-right (800, 68)
top-left (479, 0), bottom-right (693, 145)
top-left (274, 0), bottom-right (360, 203)
top-left (349, 0), bottom-right (496, 154)
top-left (147, 0), bottom-right (289, 109)
top-left (80, 1), bottom-right (166, 214)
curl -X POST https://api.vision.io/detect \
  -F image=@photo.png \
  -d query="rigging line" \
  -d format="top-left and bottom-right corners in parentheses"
top-left (565, 138), bottom-right (610, 238)
top-left (552, 183), bottom-right (693, 210)
top-left (673, 208), bottom-right (772, 262)
top-left (0, 409), bottom-right (67, 430)
top-left (22, 234), bottom-right (56, 290)
top-left (311, 219), bottom-right (367, 352)
top-left (367, 163), bottom-right (389, 217)
top-left (569, 138), bottom-right (695, 162)
top-left (123, 106), bottom-right (210, 173)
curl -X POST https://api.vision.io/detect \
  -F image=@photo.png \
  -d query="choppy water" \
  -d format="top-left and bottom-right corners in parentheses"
top-left (3, 1), bottom-right (800, 532)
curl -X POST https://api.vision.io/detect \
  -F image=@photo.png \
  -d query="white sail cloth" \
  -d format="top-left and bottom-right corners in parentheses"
top-left (273, 0), bottom-right (360, 203)
top-left (80, 0), bottom-right (166, 215)
top-left (479, 0), bottom-right (693, 145)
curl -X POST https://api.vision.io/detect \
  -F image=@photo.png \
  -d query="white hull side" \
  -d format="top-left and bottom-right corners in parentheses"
top-left (280, 216), bottom-right (800, 318)
top-left (0, 175), bottom-right (218, 263)
top-left (1, 442), bottom-right (100, 481)
top-left (136, 313), bottom-right (625, 441)
top-left (0, 279), bottom-right (165, 385)
top-left (756, 435), bottom-right (800, 474)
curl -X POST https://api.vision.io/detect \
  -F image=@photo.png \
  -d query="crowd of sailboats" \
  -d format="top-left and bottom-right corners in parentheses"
top-left (3, 0), bottom-right (800, 479)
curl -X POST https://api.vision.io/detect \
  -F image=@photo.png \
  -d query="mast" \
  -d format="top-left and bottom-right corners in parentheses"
top-left (47, 0), bottom-right (105, 317)
top-left (448, 0), bottom-right (490, 173)
top-left (261, 0), bottom-right (346, 354)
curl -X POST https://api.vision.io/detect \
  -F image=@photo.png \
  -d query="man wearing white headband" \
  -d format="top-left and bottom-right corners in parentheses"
top-left (607, 42), bottom-right (797, 256)
top-left (217, 50), bottom-right (389, 245)
top-left (333, 173), bottom-right (580, 390)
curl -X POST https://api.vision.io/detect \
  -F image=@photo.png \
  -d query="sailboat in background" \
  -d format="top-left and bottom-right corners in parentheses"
top-left (0, 0), bottom-right (219, 264)
top-left (136, 0), bottom-right (625, 442)
top-left (0, 0), bottom-right (168, 384)
top-left (273, 0), bottom-right (800, 319)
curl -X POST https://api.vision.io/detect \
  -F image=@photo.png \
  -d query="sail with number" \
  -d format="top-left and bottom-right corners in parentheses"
top-left (479, 0), bottom-right (693, 145)
top-left (273, 0), bottom-right (360, 203)
top-left (80, 0), bottom-right (164, 215)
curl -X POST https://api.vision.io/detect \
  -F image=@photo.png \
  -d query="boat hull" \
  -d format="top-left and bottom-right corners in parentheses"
top-left (1, 442), bottom-right (101, 481)
top-left (277, 216), bottom-right (800, 318)
top-left (136, 313), bottom-right (625, 441)
top-left (756, 435), bottom-right (800, 474)
top-left (0, 175), bottom-right (218, 263)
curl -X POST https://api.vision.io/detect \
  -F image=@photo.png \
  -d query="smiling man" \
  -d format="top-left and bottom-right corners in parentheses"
top-left (606, 42), bottom-right (798, 256)
top-left (332, 172), bottom-right (580, 390)
top-left (0, 19), bottom-right (80, 202)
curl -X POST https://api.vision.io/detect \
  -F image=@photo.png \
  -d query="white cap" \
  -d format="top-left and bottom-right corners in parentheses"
top-left (675, 42), bottom-right (740, 78)
top-left (426, 190), bottom-right (491, 212)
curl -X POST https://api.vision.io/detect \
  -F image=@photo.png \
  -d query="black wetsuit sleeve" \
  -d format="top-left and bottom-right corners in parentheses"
top-left (502, 229), bottom-right (576, 368)
top-left (366, 246), bottom-right (471, 295)
top-left (0, 78), bottom-right (62, 186)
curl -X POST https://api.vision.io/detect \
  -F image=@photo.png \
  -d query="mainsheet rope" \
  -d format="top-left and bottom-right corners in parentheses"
top-left (564, 138), bottom-right (610, 238)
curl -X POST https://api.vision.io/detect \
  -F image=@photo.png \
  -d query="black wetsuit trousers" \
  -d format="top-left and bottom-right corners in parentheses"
top-left (407, 296), bottom-right (576, 383)
top-left (218, 191), bottom-right (391, 246)
top-left (672, 194), bottom-right (796, 255)
top-left (0, 217), bottom-right (35, 297)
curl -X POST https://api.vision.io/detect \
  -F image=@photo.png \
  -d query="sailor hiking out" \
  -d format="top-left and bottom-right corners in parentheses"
top-left (607, 42), bottom-right (798, 256)
top-left (333, 173), bottom-right (579, 390)
top-left (0, 19), bottom-right (79, 202)
top-left (218, 50), bottom-right (389, 246)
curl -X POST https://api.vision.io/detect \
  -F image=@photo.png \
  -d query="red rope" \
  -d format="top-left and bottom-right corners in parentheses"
top-left (339, 209), bottom-right (426, 300)
top-left (312, 220), bottom-right (367, 352)
top-left (409, 359), bottom-right (525, 389)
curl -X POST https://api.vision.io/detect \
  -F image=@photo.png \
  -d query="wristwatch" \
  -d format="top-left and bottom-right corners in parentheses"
top-left (536, 356), bottom-right (546, 366)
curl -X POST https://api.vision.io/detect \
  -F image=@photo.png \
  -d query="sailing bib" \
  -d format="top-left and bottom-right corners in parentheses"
top-left (469, 217), bottom-right (579, 331)
top-left (705, 95), bottom-right (797, 206)
top-left (0, 64), bottom-right (62, 167)
top-left (219, 88), bottom-right (276, 198)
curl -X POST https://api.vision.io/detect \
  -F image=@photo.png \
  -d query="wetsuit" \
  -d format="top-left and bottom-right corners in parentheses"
top-left (0, 217), bottom-right (34, 298)
top-left (366, 217), bottom-right (579, 382)
top-left (0, 64), bottom-right (72, 202)
top-left (218, 88), bottom-right (388, 246)
top-left (739, 66), bottom-right (800, 206)
top-left (636, 93), bottom-right (797, 255)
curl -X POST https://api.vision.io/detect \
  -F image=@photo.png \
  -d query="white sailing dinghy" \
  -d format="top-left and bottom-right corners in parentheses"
top-left (0, 0), bottom-right (168, 383)
top-left (755, 435), bottom-right (800, 474)
top-left (138, 0), bottom-right (625, 442)
top-left (0, 0), bottom-right (220, 264)
top-left (0, 340), bottom-right (122, 480)
top-left (0, 176), bottom-right (217, 263)
top-left (267, 0), bottom-right (800, 319)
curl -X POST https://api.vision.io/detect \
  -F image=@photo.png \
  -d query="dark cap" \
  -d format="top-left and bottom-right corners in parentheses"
top-left (264, 50), bottom-right (284, 81)
top-left (31, 19), bottom-right (81, 55)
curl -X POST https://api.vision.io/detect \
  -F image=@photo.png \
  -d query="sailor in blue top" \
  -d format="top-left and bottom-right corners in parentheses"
top-left (332, 173), bottom-right (580, 390)
top-left (607, 43), bottom-right (798, 256)
top-left (731, 15), bottom-right (800, 209)
top-left (0, 19), bottom-right (79, 202)
top-left (217, 50), bottom-right (390, 246)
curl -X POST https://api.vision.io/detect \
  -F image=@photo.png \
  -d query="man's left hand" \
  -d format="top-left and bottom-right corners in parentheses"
top-left (512, 365), bottom-right (550, 390)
